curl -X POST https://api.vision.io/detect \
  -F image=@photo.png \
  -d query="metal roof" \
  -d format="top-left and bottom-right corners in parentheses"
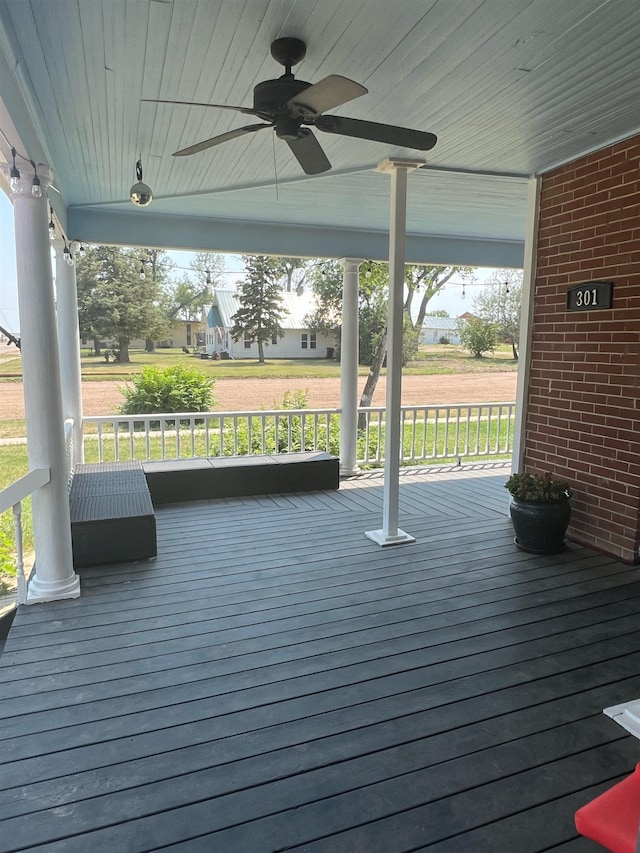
top-left (212, 288), bottom-right (319, 330)
top-left (421, 317), bottom-right (461, 331)
top-left (1, 1), bottom-right (639, 267)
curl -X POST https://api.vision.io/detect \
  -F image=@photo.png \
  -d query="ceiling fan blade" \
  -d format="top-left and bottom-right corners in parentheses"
top-left (173, 124), bottom-right (271, 157)
top-left (315, 114), bottom-right (437, 151)
top-left (142, 98), bottom-right (259, 117)
top-left (288, 75), bottom-right (367, 116)
top-left (285, 129), bottom-right (331, 174)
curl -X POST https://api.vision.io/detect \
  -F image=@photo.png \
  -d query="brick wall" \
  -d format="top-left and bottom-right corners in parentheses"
top-left (524, 134), bottom-right (640, 562)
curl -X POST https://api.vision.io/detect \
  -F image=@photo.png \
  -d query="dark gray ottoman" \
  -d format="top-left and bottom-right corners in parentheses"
top-left (69, 462), bottom-right (156, 567)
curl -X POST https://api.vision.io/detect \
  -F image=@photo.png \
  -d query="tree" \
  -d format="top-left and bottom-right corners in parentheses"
top-left (360, 263), bottom-right (472, 410)
top-left (308, 261), bottom-right (473, 414)
top-left (425, 309), bottom-right (450, 317)
top-left (457, 317), bottom-right (498, 358)
top-left (305, 261), bottom-right (343, 342)
top-left (231, 255), bottom-right (288, 363)
top-left (404, 265), bottom-right (473, 331)
top-left (167, 276), bottom-right (208, 322)
top-left (140, 249), bottom-right (174, 351)
top-left (190, 252), bottom-right (225, 296)
top-left (76, 245), bottom-right (169, 362)
top-left (276, 257), bottom-right (315, 293)
top-left (306, 260), bottom-right (387, 416)
top-left (472, 270), bottom-right (523, 359)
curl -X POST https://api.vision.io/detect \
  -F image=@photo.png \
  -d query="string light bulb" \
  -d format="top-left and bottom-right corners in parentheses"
top-left (48, 204), bottom-right (56, 240)
top-left (130, 158), bottom-right (153, 207)
top-left (63, 240), bottom-right (74, 266)
top-left (461, 284), bottom-right (466, 300)
top-left (9, 147), bottom-right (20, 191)
top-left (30, 161), bottom-right (42, 198)
top-left (505, 280), bottom-right (510, 295)
top-left (206, 269), bottom-right (212, 285)
top-left (78, 244), bottom-right (85, 256)
top-left (139, 260), bottom-right (146, 280)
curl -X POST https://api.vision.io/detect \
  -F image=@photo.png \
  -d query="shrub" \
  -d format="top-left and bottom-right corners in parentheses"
top-left (438, 336), bottom-right (450, 345)
top-left (456, 318), bottom-right (498, 358)
top-left (0, 526), bottom-right (16, 595)
top-left (119, 366), bottom-right (215, 417)
top-left (505, 472), bottom-right (572, 502)
top-left (214, 390), bottom-right (343, 457)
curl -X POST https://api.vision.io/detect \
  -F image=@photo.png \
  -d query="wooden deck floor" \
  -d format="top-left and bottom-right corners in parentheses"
top-left (1, 464), bottom-right (640, 852)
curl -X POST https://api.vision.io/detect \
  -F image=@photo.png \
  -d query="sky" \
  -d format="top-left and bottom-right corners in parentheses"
top-left (0, 191), bottom-right (18, 331)
top-left (0, 192), bottom-right (507, 331)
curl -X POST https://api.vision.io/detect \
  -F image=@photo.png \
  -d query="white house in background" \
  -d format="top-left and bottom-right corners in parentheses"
top-left (419, 316), bottom-right (462, 345)
top-left (204, 289), bottom-right (335, 359)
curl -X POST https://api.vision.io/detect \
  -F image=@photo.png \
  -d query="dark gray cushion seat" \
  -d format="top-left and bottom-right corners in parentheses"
top-left (143, 451), bottom-right (339, 504)
top-left (69, 461), bottom-right (157, 568)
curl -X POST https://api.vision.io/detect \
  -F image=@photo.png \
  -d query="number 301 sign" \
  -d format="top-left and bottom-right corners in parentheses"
top-left (566, 281), bottom-right (613, 311)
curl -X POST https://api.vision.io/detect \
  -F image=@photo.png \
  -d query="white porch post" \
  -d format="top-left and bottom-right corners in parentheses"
top-left (512, 177), bottom-right (541, 472)
top-left (8, 165), bottom-right (80, 603)
top-left (54, 240), bottom-right (84, 465)
top-left (339, 258), bottom-right (362, 477)
top-left (366, 158), bottom-right (424, 547)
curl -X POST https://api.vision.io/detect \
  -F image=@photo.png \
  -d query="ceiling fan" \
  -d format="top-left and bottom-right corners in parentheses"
top-left (143, 37), bottom-right (437, 175)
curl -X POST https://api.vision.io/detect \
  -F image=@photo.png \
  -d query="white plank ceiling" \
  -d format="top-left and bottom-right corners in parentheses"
top-left (0, 0), bottom-right (639, 264)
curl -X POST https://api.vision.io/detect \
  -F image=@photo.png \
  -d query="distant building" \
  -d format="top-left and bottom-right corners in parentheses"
top-left (419, 316), bottom-right (462, 345)
top-left (129, 318), bottom-right (205, 350)
top-left (204, 289), bottom-right (335, 359)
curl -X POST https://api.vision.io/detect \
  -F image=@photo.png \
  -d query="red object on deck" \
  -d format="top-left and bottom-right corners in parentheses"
top-left (575, 764), bottom-right (640, 853)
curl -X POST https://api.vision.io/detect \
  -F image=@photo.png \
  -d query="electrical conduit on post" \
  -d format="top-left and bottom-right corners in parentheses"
top-left (54, 239), bottom-right (84, 465)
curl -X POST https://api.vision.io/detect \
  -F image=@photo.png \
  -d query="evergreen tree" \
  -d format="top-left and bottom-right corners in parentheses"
top-left (76, 245), bottom-right (169, 362)
top-left (231, 255), bottom-right (287, 363)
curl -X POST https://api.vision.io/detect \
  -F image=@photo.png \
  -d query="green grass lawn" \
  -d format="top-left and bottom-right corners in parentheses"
top-left (0, 344), bottom-right (518, 381)
top-left (0, 444), bottom-right (29, 590)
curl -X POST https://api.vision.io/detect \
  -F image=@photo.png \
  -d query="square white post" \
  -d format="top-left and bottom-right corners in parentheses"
top-left (366, 159), bottom-right (424, 547)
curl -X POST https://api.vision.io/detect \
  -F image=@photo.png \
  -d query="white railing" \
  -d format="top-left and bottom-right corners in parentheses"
top-left (0, 467), bottom-right (50, 605)
top-left (83, 402), bottom-right (515, 467)
top-left (360, 402), bottom-right (516, 465)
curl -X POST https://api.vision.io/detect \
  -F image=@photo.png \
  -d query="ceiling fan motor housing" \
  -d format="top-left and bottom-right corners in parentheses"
top-left (253, 77), bottom-right (311, 115)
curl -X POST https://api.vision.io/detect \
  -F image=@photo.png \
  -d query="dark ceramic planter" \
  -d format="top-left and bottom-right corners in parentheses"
top-left (509, 496), bottom-right (571, 554)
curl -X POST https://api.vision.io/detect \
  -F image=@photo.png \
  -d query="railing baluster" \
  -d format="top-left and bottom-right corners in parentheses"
top-left (1, 468), bottom-right (50, 606)
top-left (81, 403), bottom-right (515, 469)
top-left (12, 502), bottom-right (26, 605)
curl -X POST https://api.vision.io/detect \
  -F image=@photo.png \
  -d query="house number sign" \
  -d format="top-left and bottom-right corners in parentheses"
top-left (566, 281), bottom-right (613, 311)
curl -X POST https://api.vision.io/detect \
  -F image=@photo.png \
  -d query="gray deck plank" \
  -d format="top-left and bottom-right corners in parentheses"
top-left (1, 466), bottom-right (638, 852)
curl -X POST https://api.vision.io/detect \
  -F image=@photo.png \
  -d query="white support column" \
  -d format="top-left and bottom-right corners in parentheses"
top-left (339, 258), bottom-right (362, 477)
top-left (366, 158), bottom-right (424, 547)
top-left (512, 177), bottom-right (541, 473)
top-left (5, 165), bottom-right (80, 603)
top-left (54, 240), bottom-right (84, 465)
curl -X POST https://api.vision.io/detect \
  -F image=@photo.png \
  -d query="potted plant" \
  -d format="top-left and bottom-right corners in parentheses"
top-left (505, 471), bottom-right (572, 554)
